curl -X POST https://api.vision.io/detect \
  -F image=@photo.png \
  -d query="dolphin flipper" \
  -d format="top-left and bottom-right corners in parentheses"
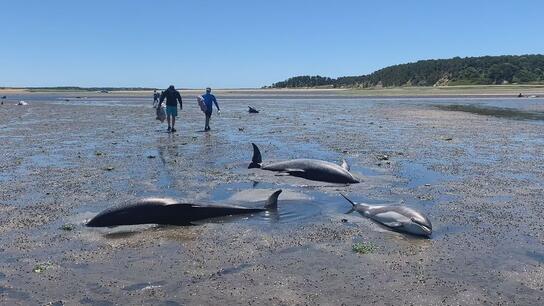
top-left (283, 169), bottom-right (306, 177)
top-left (274, 172), bottom-right (291, 176)
top-left (381, 221), bottom-right (402, 228)
top-left (249, 143), bottom-right (262, 169)
top-left (372, 211), bottom-right (410, 229)
top-left (264, 189), bottom-right (282, 210)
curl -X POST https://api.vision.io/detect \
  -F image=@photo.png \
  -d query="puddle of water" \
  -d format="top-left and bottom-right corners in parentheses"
top-left (79, 297), bottom-right (115, 306)
top-left (205, 183), bottom-right (322, 225)
top-left (0, 286), bottom-right (31, 302)
top-left (207, 181), bottom-right (439, 228)
top-left (67, 177), bottom-right (443, 231)
top-left (122, 281), bottom-right (166, 292)
top-left (436, 104), bottom-right (544, 121)
top-left (29, 153), bottom-right (74, 168)
top-left (350, 163), bottom-right (385, 177)
top-left (397, 160), bottom-right (451, 189)
top-left (125, 147), bottom-right (186, 199)
top-left (210, 182), bottom-right (277, 201)
top-left (525, 250), bottom-right (544, 264)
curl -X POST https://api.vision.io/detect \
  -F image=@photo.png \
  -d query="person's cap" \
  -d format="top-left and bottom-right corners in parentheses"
top-left (206, 87), bottom-right (211, 92)
top-left (169, 85), bottom-right (175, 89)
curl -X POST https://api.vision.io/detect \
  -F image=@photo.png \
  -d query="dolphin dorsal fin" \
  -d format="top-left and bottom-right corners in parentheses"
top-left (341, 159), bottom-right (350, 171)
top-left (264, 190), bottom-right (282, 210)
top-left (249, 143), bottom-right (262, 168)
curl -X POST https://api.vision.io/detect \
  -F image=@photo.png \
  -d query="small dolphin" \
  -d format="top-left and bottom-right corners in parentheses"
top-left (340, 194), bottom-right (432, 237)
top-left (87, 190), bottom-right (282, 227)
top-left (249, 143), bottom-right (359, 184)
top-left (248, 106), bottom-right (259, 113)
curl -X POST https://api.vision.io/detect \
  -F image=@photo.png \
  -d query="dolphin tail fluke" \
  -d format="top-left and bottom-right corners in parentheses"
top-left (340, 193), bottom-right (356, 214)
top-left (340, 193), bottom-right (356, 207)
top-left (248, 143), bottom-right (262, 169)
top-left (341, 159), bottom-right (350, 171)
top-left (264, 189), bottom-right (282, 210)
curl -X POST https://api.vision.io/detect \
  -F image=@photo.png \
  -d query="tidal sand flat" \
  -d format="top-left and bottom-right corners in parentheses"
top-left (0, 92), bottom-right (543, 304)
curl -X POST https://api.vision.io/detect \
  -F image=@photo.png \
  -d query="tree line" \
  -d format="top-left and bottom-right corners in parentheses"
top-left (269, 55), bottom-right (544, 88)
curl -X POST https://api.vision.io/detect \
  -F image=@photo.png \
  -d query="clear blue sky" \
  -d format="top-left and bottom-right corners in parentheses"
top-left (1, 0), bottom-right (543, 88)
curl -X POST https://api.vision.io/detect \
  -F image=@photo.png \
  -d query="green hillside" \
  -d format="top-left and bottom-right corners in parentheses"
top-left (270, 55), bottom-right (544, 88)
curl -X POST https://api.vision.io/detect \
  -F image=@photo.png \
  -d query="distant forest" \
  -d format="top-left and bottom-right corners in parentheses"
top-left (269, 55), bottom-right (544, 88)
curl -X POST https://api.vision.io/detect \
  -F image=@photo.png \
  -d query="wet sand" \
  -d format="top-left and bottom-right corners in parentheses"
top-left (1, 93), bottom-right (543, 304)
top-left (2, 83), bottom-right (544, 97)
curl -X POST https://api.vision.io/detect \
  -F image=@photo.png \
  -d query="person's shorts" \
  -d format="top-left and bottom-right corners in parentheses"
top-left (166, 106), bottom-right (178, 117)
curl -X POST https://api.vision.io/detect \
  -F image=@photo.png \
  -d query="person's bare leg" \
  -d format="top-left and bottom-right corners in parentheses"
top-left (167, 115), bottom-right (171, 130)
top-left (171, 116), bottom-right (176, 131)
top-left (205, 114), bottom-right (210, 131)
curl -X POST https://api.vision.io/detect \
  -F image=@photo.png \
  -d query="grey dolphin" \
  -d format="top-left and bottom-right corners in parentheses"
top-left (86, 190), bottom-right (282, 227)
top-left (340, 194), bottom-right (432, 237)
top-left (248, 143), bottom-right (359, 184)
top-left (248, 106), bottom-right (259, 113)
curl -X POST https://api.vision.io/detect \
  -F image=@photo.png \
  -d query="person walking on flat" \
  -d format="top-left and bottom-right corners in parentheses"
top-left (158, 85), bottom-right (183, 132)
top-left (153, 90), bottom-right (160, 107)
top-left (202, 87), bottom-right (220, 131)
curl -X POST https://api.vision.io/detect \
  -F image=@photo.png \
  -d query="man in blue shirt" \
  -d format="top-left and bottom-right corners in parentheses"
top-left (202, 87), bottom-right (220, 131)
top-left (158, 85), bottom-right (183, 132)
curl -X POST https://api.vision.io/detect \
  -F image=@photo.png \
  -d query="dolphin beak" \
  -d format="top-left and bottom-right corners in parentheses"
top-left (411, 218), bottom-right (432, 237)
top-left (420, 224), bottom-right (432, 236)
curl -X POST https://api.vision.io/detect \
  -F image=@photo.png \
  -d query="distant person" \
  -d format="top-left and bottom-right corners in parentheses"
top-left (202, 87), bottom-right (220, 131)
top-left (153, 90), bottom-right (160, 107)
top-left (158, 85), bottom-right (183, 132)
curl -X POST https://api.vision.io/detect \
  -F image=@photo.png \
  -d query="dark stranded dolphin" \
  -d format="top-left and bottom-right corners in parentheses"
top-left (340, 194), bottom-right (432, 237)
top-left (248, 106), bottom-right (259, 113)
top-left (86, 190), bottom-right (282, 227)
top-left (248, 143), bottom-right (359, 184)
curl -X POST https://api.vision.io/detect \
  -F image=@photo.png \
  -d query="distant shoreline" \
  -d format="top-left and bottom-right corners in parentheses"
top-left (1, 85), bottom-right (543, 98)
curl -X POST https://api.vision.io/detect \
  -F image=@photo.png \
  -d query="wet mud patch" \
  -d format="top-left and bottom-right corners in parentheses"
top-left (436, 104), bottom-right (544, 120)
top-left (2, 94), bottom-right (544, 304)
